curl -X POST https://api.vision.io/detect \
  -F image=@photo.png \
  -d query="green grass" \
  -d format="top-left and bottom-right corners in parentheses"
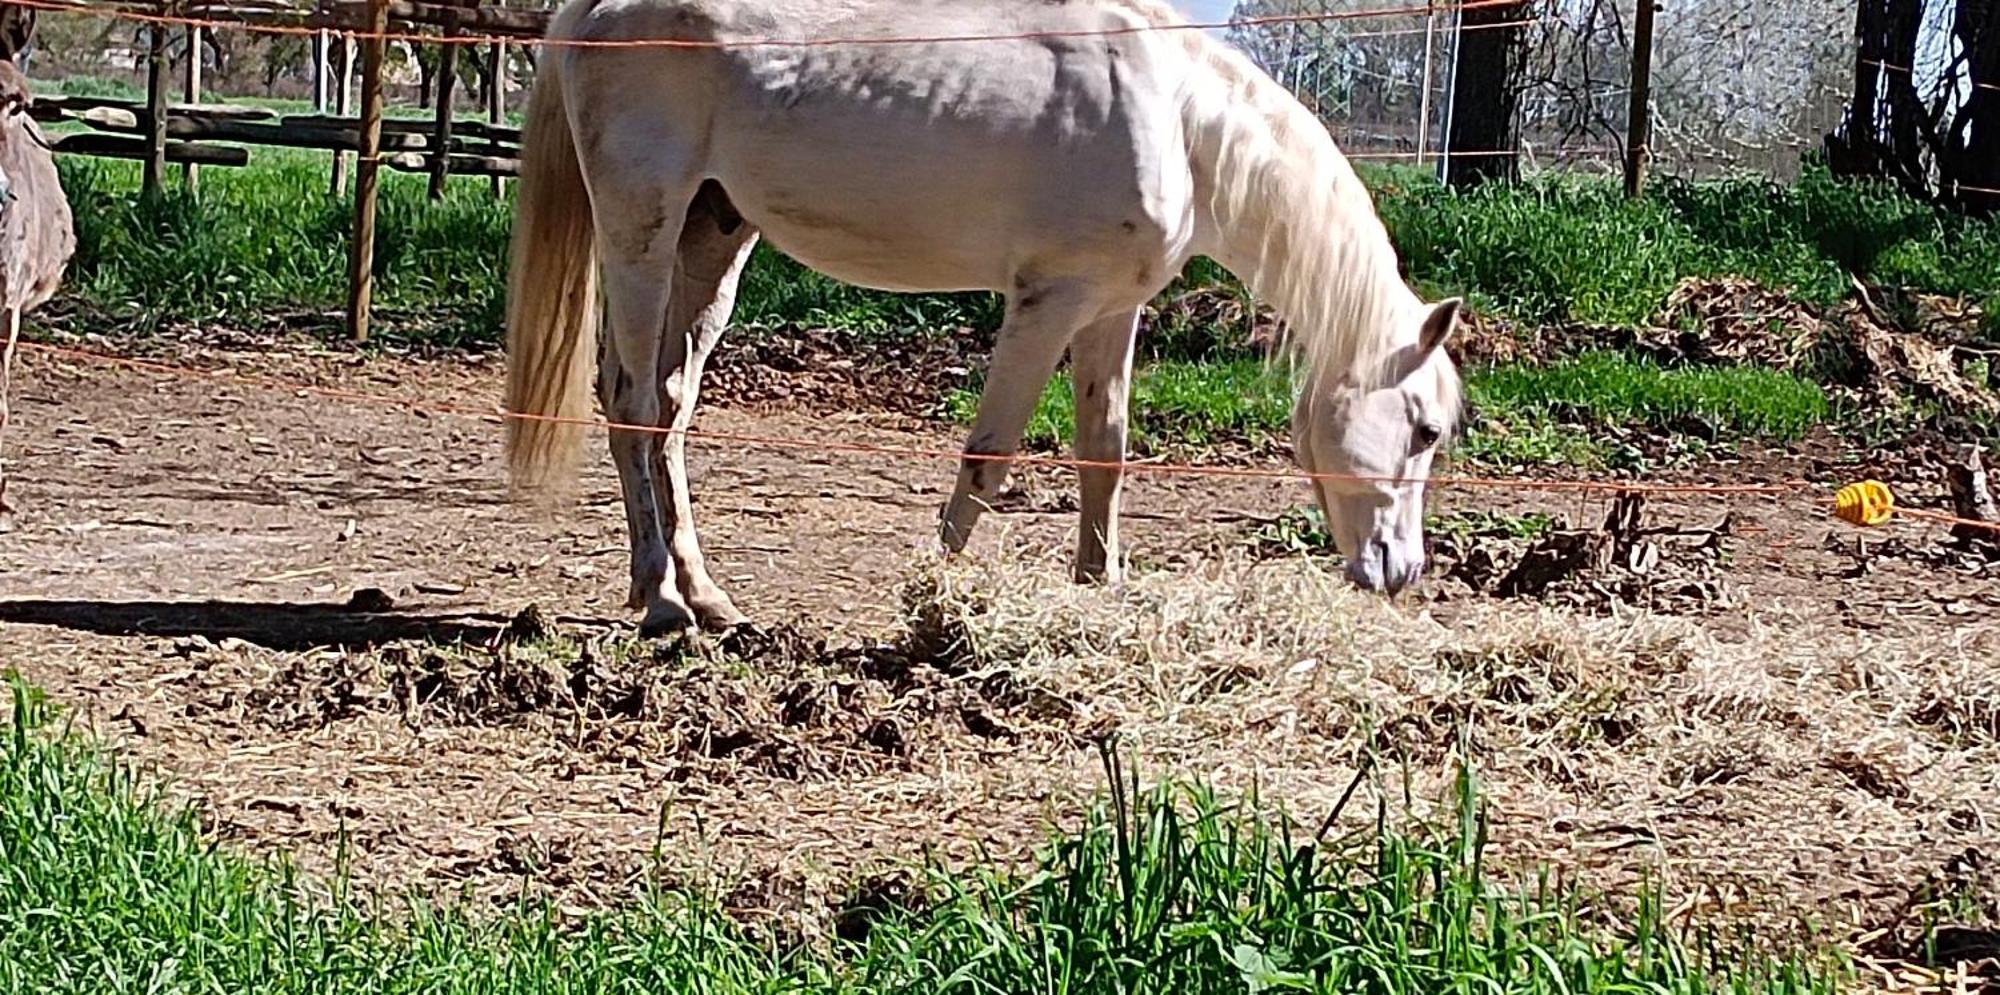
top-left (946, 358), bottom-right (1291, 453)
top-left (57, 151), bottom-right (996, 346)
top-left (2, 676), bottom-right (1841, 995)
top-left (1252, 506), bottom-right (1559, 557)
top-left (62, 152), bottom-right (514, 345)
top-left (1375, 160), bottom-right (2000, 328)
top-left (946, 352), bottom-right (1830, 467)
top-left (49, 140), bottom-right (2000, 353)
top-left (1469, 352), bottom-right (1832, 440)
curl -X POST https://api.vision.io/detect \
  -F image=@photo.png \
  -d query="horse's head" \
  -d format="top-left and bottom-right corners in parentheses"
top-left (1291, 298), bottom-right (1462, 595)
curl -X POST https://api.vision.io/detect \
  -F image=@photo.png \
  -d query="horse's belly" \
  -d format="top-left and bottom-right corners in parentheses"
top-left (732, 186), bottom-right (1011, 292)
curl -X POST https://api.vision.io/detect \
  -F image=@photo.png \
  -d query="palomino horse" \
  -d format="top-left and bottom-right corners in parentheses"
top-left (503, 0), bottom-right (1464, 635)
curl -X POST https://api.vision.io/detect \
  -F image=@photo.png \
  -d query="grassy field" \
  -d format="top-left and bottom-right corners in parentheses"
top-left (45, 144), bottom-right (1993, 466)
top-left (1, 676), bottom-right (1844, 995)
top-left (54, 149), bottom-right (2000, 344)
top-left (946, 352), bottom-right (1830, 467)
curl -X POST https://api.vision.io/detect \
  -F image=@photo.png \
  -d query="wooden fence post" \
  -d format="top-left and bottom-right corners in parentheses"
top-left (427, 9), bottom-right (462, 200)
top-left (487, 41), bottom-right (505, 198)
top-left (1416, 0), bottom-right (1437, 166)
top-left (182, 24), bottom-right (203, 191)
top-left (347, 0), bottom-right (390, 343)
top-left (142, 21), bottom-right (169, 198)
top-left (1622, 0), bottom-right (1658, 197)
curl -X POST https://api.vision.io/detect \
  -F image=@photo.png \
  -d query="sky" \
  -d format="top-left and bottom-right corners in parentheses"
top-left (1171, 0), bottom-right (1236, 23)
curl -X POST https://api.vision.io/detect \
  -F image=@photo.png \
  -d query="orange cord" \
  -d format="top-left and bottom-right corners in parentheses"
top-left (17, 340), bottom-right (1794, 495)
top-left (20, 340), bottom-right (2000, 535)
top-left (17, 0), bottom-right (1529, 51)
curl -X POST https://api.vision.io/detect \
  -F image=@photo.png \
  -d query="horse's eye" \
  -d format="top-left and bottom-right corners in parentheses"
top-left (1415, 424), bottom-right (1443, 450)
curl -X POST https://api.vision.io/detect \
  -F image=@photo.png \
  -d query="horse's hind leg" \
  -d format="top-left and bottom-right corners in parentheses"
top-left (595, 175), bottom-right (698, 637)
top-left (650, 181), bottom-right (759, 631)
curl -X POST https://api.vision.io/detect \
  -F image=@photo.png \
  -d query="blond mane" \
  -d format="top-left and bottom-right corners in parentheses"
top-left (1178, 31), bottom-right (1438, 399)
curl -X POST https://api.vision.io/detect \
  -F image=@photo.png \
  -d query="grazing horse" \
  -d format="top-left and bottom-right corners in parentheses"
top-left (503, 0), bottom-right (1463, 635)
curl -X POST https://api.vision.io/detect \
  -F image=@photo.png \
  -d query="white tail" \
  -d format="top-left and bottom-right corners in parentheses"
top-left (502, 54), bottom-right (600, 497)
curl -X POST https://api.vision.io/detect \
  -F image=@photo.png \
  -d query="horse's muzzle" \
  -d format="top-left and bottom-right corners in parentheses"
top-left (1345, 539), bottom-right (1424, 596)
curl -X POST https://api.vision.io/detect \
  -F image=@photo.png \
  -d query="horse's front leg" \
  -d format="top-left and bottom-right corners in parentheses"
top-left (940, 281), bottom-right (1100, 553)
top-left (1069, 307), bottom-right (1141, 584)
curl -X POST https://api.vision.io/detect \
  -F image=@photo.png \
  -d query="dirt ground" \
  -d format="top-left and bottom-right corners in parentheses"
top-left (2, 336), bottom-right (1997, 975)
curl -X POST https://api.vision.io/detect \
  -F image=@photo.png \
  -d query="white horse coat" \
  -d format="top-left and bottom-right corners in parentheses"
top-left (504, 0), bottom-right (1463, 634)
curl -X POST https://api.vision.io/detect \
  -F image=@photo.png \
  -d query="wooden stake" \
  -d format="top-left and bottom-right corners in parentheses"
top-left (347, 0), bottom-right (390, 343)
top-left (487, 41), bottom-right (505, 198)
top-left (313, 28), bottom-right (330, 114)
top-left (1622, 0), bottom-right (1658, 197)
top-left (182, 25), bottom-right (203, 191)
top-left (427, 9), bottom-right (461, 200)
top-left (142, 22), bottom-right (169, 198)
top-left (1948, 444), bottom-right (1999, 543)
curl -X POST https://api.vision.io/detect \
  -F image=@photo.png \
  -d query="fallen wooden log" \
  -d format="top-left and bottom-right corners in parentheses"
top-left (381, 150), bottom-right (519, 176)
top-left (279, 113), bottom-right (518, 144)
top-left (33, 94), bottom-right (277, 122)
top-left (51, 133), bottom-right (250, 167)
top-left (49, 112), bottom-right (516, 157)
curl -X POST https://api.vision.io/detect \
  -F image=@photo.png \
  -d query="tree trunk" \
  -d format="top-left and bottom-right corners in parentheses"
top-left (1947, 0), bottom-right (1999, 213)
top-left (1443, 0), bottom-right (1528, 188)
top-left (1826, 0), bottom-right (1933, 196)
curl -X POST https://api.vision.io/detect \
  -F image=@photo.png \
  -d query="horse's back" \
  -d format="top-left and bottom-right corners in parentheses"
top-left (554, 0), bottom-right (1207, 293)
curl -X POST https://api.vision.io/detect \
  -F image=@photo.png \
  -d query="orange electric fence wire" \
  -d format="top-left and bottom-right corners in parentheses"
top-left (20, 339), bottom-right (2000, 538)
top-left (1860, 57), bottom-right (2000, 96)
top-left (14, 0), bottom-right (1528, 51)
top-left (17, 340), bottom-right (1792, 495)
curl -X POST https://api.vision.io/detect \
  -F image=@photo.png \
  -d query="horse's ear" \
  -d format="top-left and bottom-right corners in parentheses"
top-left (1388, 298), bottom-right (1461, 384)
top-left (1418, 298), bottom-right (1461, 359)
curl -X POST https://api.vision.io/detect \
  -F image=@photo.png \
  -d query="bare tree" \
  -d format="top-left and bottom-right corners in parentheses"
top-left (1827, 0), bottom-right (2000, 212)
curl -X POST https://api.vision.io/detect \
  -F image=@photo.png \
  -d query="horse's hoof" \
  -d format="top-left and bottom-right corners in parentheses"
top-left (637, 602), bottom-right (697, 639)
top-left (691, 597), bottom-right (749, 633)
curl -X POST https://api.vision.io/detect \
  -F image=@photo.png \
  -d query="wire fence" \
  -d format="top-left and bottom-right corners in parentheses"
top-left (1226, 0), bottom-right (1860, 181)
top-left (18, 339), bottom-right (2000, 539)
top-left (6, 0), bottom-right (1883, 182)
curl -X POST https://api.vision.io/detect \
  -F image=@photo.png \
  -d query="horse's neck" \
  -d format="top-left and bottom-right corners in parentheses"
top-left (1179, 47), bottom-right (1416, 380)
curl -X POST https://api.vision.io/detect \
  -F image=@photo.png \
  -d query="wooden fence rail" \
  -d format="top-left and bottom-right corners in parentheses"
top-left (23, 0), bottom-right (545, 339)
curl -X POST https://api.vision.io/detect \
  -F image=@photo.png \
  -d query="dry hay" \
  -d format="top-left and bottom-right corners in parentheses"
top-left (18, 539), bottom-right (1996, 972)
top-left (910, 538), bottom-right (1999, 949)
